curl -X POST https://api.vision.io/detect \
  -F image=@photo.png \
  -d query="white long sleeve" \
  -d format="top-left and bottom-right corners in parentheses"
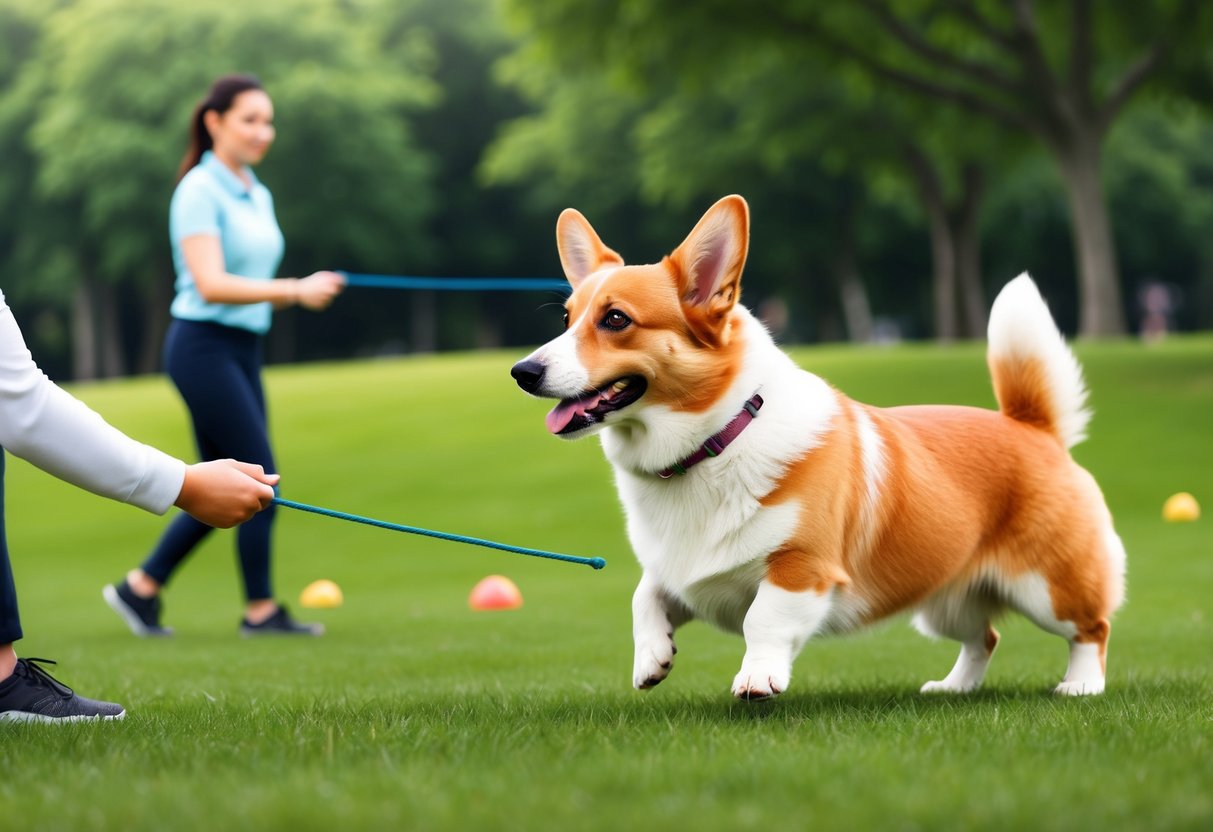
top-left (0, 289), bottom-right (185, 514)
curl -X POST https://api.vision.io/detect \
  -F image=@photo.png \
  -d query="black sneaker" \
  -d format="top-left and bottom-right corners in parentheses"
top-left (102, 580), bottom-right (173, 637)
top-left (0, 658), bottom-right (125, 723)
top-left (240, 604), bottom-right (325, 637)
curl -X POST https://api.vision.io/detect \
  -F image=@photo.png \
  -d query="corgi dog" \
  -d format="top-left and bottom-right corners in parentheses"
top-left (511, 195), bottom-right (1125, 699)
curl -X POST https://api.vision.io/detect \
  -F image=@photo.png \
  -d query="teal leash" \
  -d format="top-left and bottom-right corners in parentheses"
top-left (271, 497), bottom-right (606, 570)
top-left (340, 272), bottom-right (570, 294)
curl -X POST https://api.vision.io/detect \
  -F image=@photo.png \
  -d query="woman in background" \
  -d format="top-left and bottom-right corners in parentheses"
top-left (105, 74), bottom-right (345, 637)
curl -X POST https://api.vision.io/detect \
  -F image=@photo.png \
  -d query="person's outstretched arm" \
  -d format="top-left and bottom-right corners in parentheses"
top-left (0, 289), bottom-right (275, 527)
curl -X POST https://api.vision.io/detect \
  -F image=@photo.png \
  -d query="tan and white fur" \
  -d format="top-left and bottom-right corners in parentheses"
top-left (511, 195), bottom-right (1126, 699)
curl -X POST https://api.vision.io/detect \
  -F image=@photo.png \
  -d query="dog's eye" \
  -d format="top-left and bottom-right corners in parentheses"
top-left (562, 310), bottom-right (570, 330)
top-left (601, 310), bottom-right (632, 331)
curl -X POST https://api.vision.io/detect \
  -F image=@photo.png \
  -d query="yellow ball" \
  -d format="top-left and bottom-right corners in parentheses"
top-left (299, 579), bottom-right (344, 609)
top-left (1162, 492), bottom-right (1200, 523)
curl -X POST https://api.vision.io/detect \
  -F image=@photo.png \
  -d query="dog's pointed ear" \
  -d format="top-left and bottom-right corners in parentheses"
top-left (669, 195), bottom-right (749, 346)
top-left (556, 208), bottom-right (624, 288)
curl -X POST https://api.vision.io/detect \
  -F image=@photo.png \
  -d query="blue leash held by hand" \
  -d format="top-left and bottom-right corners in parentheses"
top-left (272, 497), bottom-right (606, 570)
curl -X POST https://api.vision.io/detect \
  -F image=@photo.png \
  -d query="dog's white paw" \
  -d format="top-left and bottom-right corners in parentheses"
top-left (731, 663), bottom-right (789, 701)
top-left (1053, 679), bottom-right (1105, 696)
top-left (920, 678), bottom-right (980, 694)
top-left (632, 634), bottom-right (676, 690)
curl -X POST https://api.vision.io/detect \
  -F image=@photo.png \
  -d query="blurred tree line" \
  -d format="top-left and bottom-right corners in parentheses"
top-left (1, 0), bottom-right (1211, 380)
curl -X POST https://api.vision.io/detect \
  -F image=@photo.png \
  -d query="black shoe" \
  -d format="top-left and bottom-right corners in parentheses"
top-left (240, 604), bottom-right (325, 637)
top-left (0, 658), bottom-right (125, 723)
top-left (103, 580), bottom-right (173, 637)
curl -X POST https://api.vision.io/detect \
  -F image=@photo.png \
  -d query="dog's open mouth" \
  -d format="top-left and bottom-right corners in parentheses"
top-left (545, 376), bottom-right (647, 435)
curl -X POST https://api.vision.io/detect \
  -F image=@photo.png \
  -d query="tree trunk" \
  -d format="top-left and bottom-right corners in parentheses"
top-left (906, 145), bottom-right (957, 341)
top-left (95, 281), bottom-right (125, 378)
top-left (71, 276), bottom-right (97, 382)
top-left (136, 275), bottom-right (173, 375)
top-left (474, 297), bottom-right (502, 349)
top-left (831, 188), bottom-right (873, 343)
top-left (839, 268), bottom-right (873, 343)
top-left (410, 290), bottom-right (436, 353)
top-left (1054, 132), bottom-right (1126, 336)
top-left (953, 163), bottom-right (987, 338)
top-left (268, 308), bottom-right (296, 365)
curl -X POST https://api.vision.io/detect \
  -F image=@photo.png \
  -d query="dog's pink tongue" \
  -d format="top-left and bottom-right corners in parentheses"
top-left (546, 394), bottom-right (600, 434)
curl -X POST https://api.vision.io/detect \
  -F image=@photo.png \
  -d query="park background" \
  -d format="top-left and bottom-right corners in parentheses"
top-left (1, 2), bottom-right (1211, 829)
top-left (1, 0), bottom-right (1211, 379)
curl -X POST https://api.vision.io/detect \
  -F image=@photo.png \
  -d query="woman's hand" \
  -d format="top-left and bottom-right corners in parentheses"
top-left (294, 271), bottom-right (346, 310)
top-left (175, 460), bottom-right (279, 528)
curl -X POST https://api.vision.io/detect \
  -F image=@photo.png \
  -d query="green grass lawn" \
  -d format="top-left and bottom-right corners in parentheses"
top-left (2, 336), bottom-right (1210, 831)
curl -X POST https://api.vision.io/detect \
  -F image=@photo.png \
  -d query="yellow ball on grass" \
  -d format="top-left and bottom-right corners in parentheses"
top-left (1162, 492), bottom-right (1200, 523)
top-left (299, 579), bottom-right (344, 609)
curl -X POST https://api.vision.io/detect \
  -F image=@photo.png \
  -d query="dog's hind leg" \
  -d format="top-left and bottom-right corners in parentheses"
top-left (1051, 527), bottom-right (1124, 696)
top-left (914, 590), bottom-right (1001, 694)
top-left (731, 580), bottom-right (835, 700)
top-left (996, 565), bottom-right (1114, 696)
top-left (1054, 619), bottom-right (1110, 696)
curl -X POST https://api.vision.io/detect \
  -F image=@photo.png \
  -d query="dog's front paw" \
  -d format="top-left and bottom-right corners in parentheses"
top-left (920, 678), bottom-right (981, 694)
top-left (633, 632), bottom-right (677, 690)
top-left (1053, 679), bottom-right (1105, 696)
top-left (731, 662), bottom-right (789, 701)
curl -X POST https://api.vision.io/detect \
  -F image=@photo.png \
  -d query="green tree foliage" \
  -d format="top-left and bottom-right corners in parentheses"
top-left (375, 0), bottom-right (557, 352)
top-left (2, 0), bottom-right (1212, 373)
top-left (1104, 102), bottom-right (1213, 330)
top-left (496, 0), bottom-right (1213, 338)
top-left (488, 4), bottom-right (1023, 341)
top-left (0, 2), bottom-right (75, 313)
top-left (793, 0), bottom-right (1212, 338)
top-left (483, 59), bottom-right (882, 342)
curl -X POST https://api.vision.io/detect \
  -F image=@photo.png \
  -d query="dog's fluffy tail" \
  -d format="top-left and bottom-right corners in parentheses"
top-left (987, 273), bottom-right (1090, 450)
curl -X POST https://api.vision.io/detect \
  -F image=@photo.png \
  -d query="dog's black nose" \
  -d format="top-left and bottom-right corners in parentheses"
top-left (511, 359), bottom-right (546, 393)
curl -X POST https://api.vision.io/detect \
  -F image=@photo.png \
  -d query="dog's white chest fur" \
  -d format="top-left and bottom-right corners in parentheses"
top-left (602, 331), bottom-right (838, 633)
top-left (617, 470), bottom-right (802, 631)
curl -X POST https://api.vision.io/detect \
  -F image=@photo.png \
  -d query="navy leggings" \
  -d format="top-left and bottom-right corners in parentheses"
top-left (0, 450), bottom-right (21, 643)
top-left (140, 319), bottom-right (277, 601)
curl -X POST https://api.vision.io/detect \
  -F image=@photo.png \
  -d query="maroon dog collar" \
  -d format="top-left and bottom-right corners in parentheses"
top-left (658, 393), bottom-right (764, 478)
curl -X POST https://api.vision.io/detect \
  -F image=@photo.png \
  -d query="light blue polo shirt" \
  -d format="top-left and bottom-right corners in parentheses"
top-left (169, 150), bottom-right (285, 334)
